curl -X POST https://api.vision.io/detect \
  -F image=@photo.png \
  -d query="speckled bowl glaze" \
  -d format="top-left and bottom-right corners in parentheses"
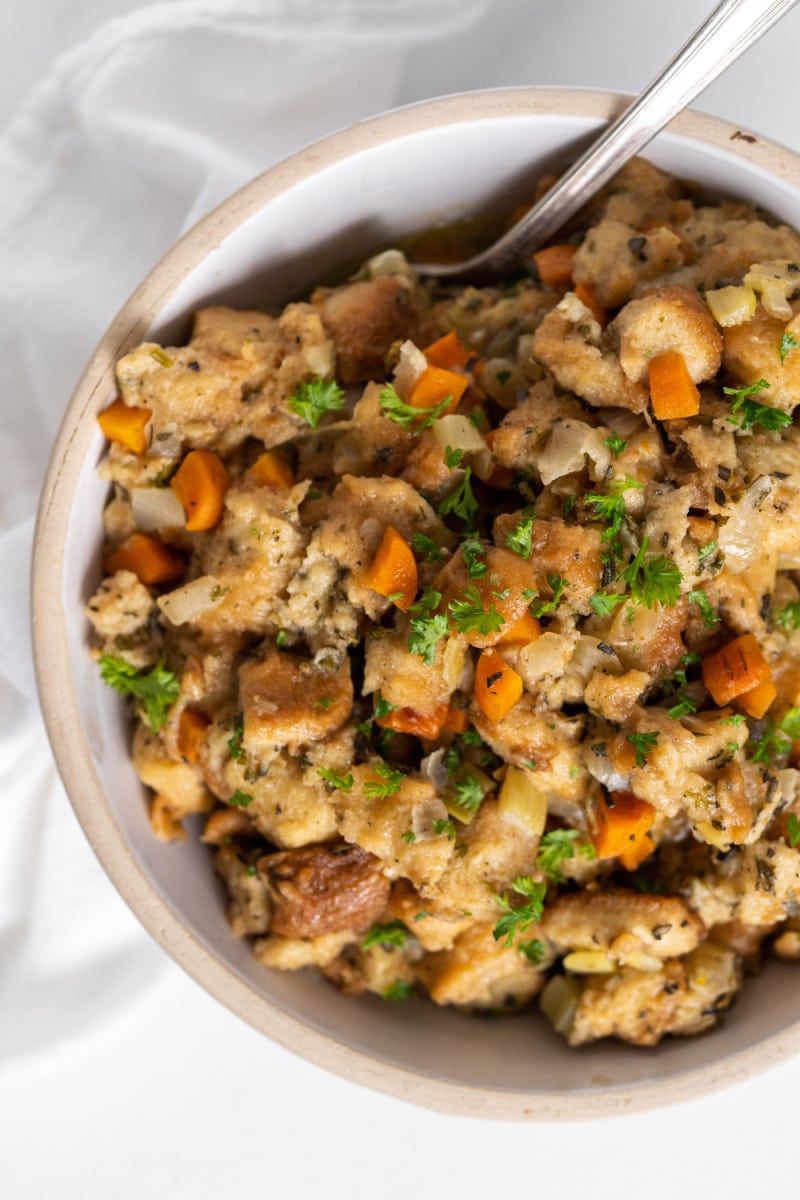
top-left (32, 89), bottom-right (800, 1120)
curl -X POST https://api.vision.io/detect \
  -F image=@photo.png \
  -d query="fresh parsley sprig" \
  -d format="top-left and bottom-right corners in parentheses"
top-left (288, 377), bottom-right (346, 428)
top-left (529, 573), bottom-right (566, 618)
top-left (751, 708), bottom-right (800, 765)
top-left (364, 762), bottom-right (406, 799)
top-left (504, 512), bottom-right (535, 560)
top-left (448, 585), bottom-right (504, 637)
top-left (536, 829), bottom-right (595, 883)
top-left (407, 587), bottom-right (448, 664)
top-left (411, 533), bottom-right (443, 563)
top-left (780, 332), bottom-right (800, 365)
top-left (317, 768), bottom-right (354, 791)
top-left (619, 537), bottom-right (682, 608)
top-left (99, 655), bottom-right (180, 732)
top-left (361, 921), bottom-right (408, 951)
top-left (438, 466), bottom-right (479, 527)
top-left (461, 537), bottom-right (488, 579)
top-left (627, 729), bottom-right (660, 767)
top-left (493, 877), bottom-right (547, 948)
top-left (589, 591), bottom-right (626, 618)
top-left (775, 601), bottom-right (800, 631)
top-left (723, 379), bottom-right (792, 432)
top-left (603, 433), bottom-right (628, 458)
top-left (379, 383), bottom-right (453, 432)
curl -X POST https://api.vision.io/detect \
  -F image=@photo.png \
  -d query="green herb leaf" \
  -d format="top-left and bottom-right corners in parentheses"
top-left (379, 383), bottom-right (453, 432)
top-left (493, 877), bottom-right (547, 948)
top-left (361, 921), bottom-right (408, 951)
top-left (518, 938), bottom-right (547, 964)
top-left (627, 730), bottom-right (660, 768)
top-left (619, 537), bottom-right (682, 608)
top-left (444, 445), bottom-right (464, 468)
top-left (374, 693), bottom-right (397, 720)
top-left (780, 332), bottom-right (800, 365)
top-left (775, 601), bottom-right (800, 631)
top-left (788, 813), bottom-right (800, 849)
top-left (438, 466), bottom-right (479, 527)
top-left (536, 829), bottom-right (595, 883)
top-left (461, 537), bottom-right (488, 579)
top-left (688, 588), bottom-right (717, 627)
top-left (723, 379), bottom-right (792, 432)
top-left (432, 818), bottom-right (457, 839)
top-left (448, 585), bottom-right (504, 637)
top-left (603, 433), bottom-right (628, 458)
top-left (401, 830), bottom-right (416, 844)
top-left (411, 533), bottom-right (443, 562)
top-left (407, 588), bottom-right (448, 664)
top-left (589, 591), bottom-right (626, 618)
top-left (529, 573), bottom-right (566, 618)
top-left (317, 768), bottom-right (354, 791)
top-left (504, 513), bottom-right (535, 560)
top-left (698, 540), bottom-right (720, 570)
top-left (382, 980), bottom-right (414, 1001)
top-left (227, 717), bottom-right (244, 760)
top-left (229, 789), bottom-right (253, 808)
top-left (364, 762), bottom-right (406, 799)
top-left (99, 655), bottom-right (180, 732)
top-left (288, 377), bottom-right (345, 429)
top-left (451, 771), bottom-right (485, 815)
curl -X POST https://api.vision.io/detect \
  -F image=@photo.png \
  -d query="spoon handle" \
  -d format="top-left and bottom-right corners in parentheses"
top-left (420, 0), bottom-right (799, 278)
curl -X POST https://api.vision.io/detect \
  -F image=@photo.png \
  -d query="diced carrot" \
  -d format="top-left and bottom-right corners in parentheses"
top-left (170, 449), bottom-right (229, 532)
top-left (593, 790), bottom-right (656, 865)
top-left (443, 706), bottom-right (470, 734)
top-left (620, 832), bottom-right (655, 872)
top-left (533, 243), bottom-right (578, 287)
top-left (737, 677), bottom-right (777, 720)
top-left (362, 526), bottom-right (418, 611)
top-left (177, 708), bottom-right (211, 763)
top-left (648, 351), bottom-right (700, 420)
top-left (497, 611), bottom-right (541, 646)
top-left (474, 649), bottom-right (523, 724)
top-left (97, 397), bottom-right (151, 455)
top-left (247, 449), bottom-right (294, 490)
top-left (701, 633), bottom-right (772, 706)
top-left (573, 282), bottom-right (609, 327)
top-left (423, 330), bottom-right (471, 371)
top-left (103, 532), bottom-right (185, 587)
top-left (376, 702), bottom-right (448, 741)
top-left (408, 365), bottom-right (468, 415)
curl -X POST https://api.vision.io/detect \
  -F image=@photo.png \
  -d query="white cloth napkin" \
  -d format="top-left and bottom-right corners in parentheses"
top-left (0, 0), bottom-right (497, 1065)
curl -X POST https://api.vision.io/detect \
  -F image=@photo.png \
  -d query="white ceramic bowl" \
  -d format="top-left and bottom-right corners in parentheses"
top-left (32, 88), bottom-right (800, 1119)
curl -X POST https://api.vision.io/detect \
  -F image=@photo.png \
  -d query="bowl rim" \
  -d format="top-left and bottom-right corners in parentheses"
top-left (32, 85), bottom-right (800, 1121)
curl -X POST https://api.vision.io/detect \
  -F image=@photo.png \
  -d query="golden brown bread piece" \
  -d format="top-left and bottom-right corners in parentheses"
top-left (259, 843), bottom-right (390, 938)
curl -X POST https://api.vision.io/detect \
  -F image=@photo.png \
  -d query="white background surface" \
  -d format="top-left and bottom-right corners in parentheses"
top-left (4, 1), bottom-right (800, 1196)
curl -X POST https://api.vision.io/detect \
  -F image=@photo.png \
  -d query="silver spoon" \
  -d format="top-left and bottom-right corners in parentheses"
top-left (413, 0), bottom-right (799, 279)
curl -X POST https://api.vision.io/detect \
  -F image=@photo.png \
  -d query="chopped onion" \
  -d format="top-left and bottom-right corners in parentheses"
top-left (393, 339), bottom-right (427, 400)
top-left (365, 248), bottom-right (412, 279)
top-left (609, 600), bottom-right (661, 651)
top-left (563, 950), bottom-right (615, 975)
top-left (539, 975), bottom-right (581, 1034)
top-left (420, 748), bottom-right (450, 792)
top-left (518, 632), bottom-right (573, 689)
top-left (131, 486), bottom-right (186, 532)
top-left (585, 745), bottom-right (631, 794)
top-left (717, 475), bottom-right (773, 574)
top-left (705, 284), bottom-right (757, 327)
top-left (536, 419), bottom-right (610, 485)
top-left (443, 635), bottom-right (467, 692)
top-left (431, 414), bottom-right (487, 456)
top-left (410, 795), bottom-right (449, 842)
top-left (568, 635), bottom-right (621, 685)
top-left (497, 766), bottom-right (547, 835)
top-left (157, 575), bottom-right (224, 625)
